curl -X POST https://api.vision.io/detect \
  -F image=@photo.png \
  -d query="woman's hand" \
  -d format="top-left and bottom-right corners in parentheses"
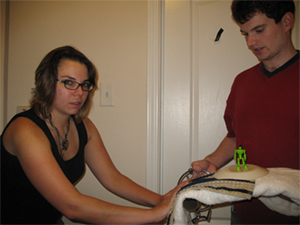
top-left (151, 180), bottom-right (189, 223)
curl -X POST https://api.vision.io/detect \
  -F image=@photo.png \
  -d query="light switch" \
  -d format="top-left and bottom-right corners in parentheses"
top-left (100, 83), bottom-right (114, 107)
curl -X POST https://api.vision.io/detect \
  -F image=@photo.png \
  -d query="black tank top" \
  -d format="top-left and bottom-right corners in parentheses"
top-left (1, 109), bottom-right (87, 224)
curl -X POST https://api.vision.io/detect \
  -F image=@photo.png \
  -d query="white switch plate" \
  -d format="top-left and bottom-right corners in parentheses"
top-left (100, 82), bottom-right (114, 107)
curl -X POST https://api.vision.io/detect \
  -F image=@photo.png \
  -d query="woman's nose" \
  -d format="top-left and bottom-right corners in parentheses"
top-left (75, 85), bottom-right (85, 95)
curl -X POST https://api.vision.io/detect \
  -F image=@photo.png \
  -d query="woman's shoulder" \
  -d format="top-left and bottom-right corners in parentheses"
top-left (7, 109), bottom-right (47, 135)
top-left (6, 115), bottom-right (43, 134)
top-left (81, 117), bottom-right (100, 141)
top-left (82, 116), bottom-right (95, 129)
top-left (3, 116), bottom-right (49, 155)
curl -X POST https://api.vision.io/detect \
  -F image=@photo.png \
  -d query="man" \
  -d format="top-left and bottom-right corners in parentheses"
top-left (192, 1), bottom-right (299, 224)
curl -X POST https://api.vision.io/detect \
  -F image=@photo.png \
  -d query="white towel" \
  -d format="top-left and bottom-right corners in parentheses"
top-left (167, 167), bottom-right (299, 225)
top-left (253, 168), bottom-right (300, 216)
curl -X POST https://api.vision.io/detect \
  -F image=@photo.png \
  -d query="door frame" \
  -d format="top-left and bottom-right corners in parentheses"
top-left (146, 0), bottom-right (163, 193)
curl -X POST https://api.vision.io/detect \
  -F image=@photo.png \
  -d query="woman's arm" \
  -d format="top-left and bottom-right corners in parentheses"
top-left (83, 117), bottom-right (162, 207)
top-left (4, 117), bottom-right (180, 224)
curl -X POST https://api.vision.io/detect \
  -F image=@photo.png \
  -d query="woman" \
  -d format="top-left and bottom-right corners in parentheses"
top-left (1, 46), bottom-right (185, 224)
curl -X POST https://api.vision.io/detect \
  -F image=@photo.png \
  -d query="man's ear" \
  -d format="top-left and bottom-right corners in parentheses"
top-left (281, 12), bottom-right (294, 32)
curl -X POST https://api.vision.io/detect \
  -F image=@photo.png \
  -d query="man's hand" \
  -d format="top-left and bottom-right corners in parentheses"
top-left (191, 159), bottom-right (217, 177)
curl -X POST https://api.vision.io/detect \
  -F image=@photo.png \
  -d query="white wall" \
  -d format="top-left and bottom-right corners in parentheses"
top-left (5, 1), bottom-right (148, 223)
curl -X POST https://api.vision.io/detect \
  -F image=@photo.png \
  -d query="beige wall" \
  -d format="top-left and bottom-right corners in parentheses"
top-left (2, 0), bottom-right (299, 224)
top-left (1, 1), bottom-right (7, 132)
top-left (4, 1), bottom-right (148, 223)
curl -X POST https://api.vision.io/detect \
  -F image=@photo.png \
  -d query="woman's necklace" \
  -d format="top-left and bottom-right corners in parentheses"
top-left (48, 117), bottom-right (71, 157)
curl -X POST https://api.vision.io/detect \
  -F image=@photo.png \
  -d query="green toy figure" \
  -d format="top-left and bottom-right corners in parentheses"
top-left (234, 145), bottom-right (248, 170)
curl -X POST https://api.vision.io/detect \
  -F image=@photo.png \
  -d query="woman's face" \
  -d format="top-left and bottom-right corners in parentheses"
top-left (51, 59), bottom-right (89, 117)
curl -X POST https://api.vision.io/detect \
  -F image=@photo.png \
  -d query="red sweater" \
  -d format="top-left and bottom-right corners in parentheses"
top-left (224, 52), bottom-right (299, 224)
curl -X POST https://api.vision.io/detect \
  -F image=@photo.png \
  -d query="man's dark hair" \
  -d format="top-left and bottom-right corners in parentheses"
top-left (231, 0), bottom-right (295, 24)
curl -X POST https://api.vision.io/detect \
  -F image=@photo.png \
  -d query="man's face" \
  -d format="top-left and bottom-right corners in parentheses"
top-left (238, 12), bottom-right (288, 64)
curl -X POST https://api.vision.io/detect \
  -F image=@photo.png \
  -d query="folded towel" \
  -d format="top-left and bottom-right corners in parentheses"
top-left (253, 168), bottom-right (300, 216)
top-left (167, 167), bottom-right (300, 225)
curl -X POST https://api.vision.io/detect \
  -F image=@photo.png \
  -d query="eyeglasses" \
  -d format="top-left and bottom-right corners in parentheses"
top-left (57, 79), bottom-right (94, 92)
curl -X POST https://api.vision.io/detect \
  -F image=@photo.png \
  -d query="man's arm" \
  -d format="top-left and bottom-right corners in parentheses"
top-left (192, 136), bottom-right (236, 174)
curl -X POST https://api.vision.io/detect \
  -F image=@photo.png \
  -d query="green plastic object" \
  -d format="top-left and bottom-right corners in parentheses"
top-left (234, 145), bottom-right (248, 170)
